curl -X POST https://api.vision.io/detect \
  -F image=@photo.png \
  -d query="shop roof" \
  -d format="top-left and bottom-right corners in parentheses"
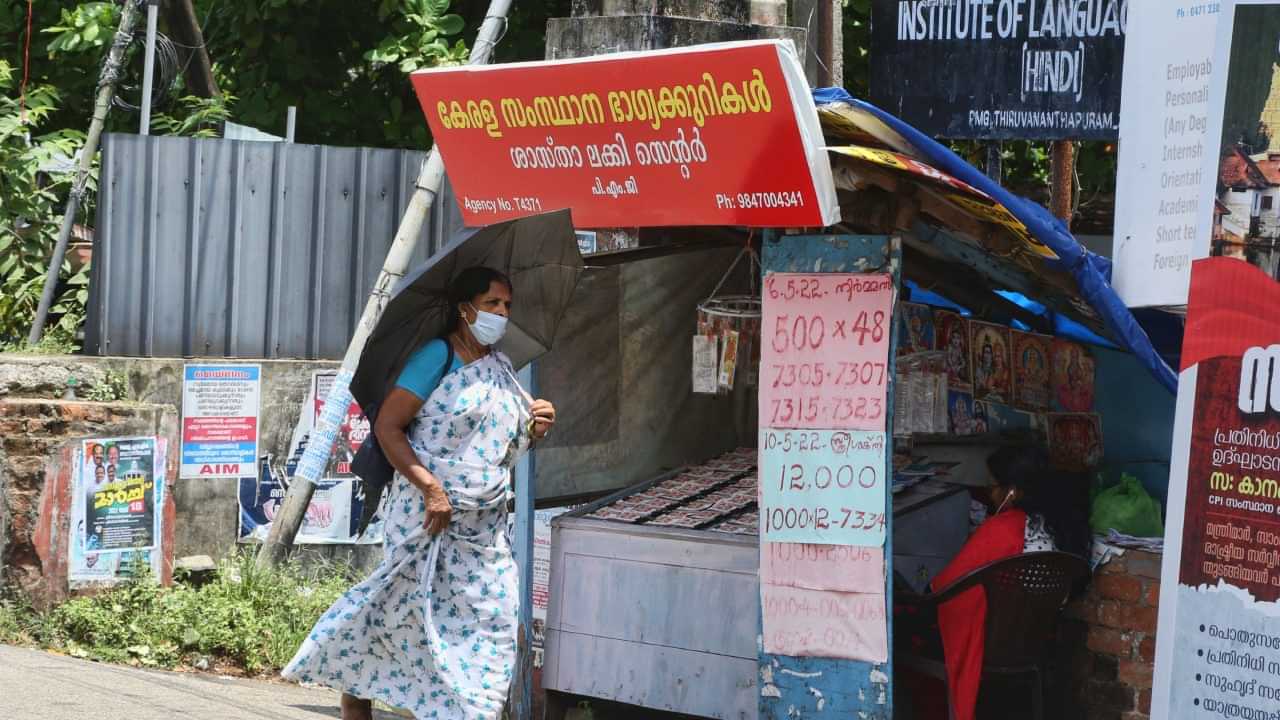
top-left (811, 88), bottom-right (1176, 393)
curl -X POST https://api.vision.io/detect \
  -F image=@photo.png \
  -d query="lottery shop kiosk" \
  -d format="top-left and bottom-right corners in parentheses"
top-left (540, 88), bottom-right (1177, 720)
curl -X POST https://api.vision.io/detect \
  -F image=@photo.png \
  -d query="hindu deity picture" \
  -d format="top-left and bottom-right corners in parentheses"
top-left (969, 321), bottom-right (1012, 403)
top-left (935, 311), bottom-right (971, 391)
top-left (897, 302), bottom-right (935, 355)
top-left (1013, 331), bottom-right (1052, 411)
top-left (1052, 340), bottom-right (1096, 412)
top-left (1048, 413), bottom-right (1104, 472)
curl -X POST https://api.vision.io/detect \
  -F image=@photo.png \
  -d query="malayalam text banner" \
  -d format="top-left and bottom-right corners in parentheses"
top-left (411, 40), bottom-right (839, 229)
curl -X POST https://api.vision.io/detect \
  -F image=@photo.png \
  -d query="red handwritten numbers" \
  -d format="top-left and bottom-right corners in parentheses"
top-left (761, 273), bottom-right (895, 431)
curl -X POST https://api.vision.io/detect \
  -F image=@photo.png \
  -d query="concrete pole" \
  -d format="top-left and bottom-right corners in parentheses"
top-left (28, 0), bottom-right (141, 346)
top-left (256, 0), bottom-right (515, 569)
top-left (140, 0), bottom-right (160, 135)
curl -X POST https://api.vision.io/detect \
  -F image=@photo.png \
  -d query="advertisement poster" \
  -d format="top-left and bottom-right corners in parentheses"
top-left (71, 439), bottom-right (165, 585)
top-left (1153, 256), bottom-right (1280, 719)
top-left (1112, 0), bottom-right (1219, 307)
top-left (869, 0), bottom-right (1127, 140)
top-left (181, 364), bottom-right (261, 479)
top-left (81, 437), bottom-right (160, 552)
top-left (238, 370), bottom-right (383, 545)
top-left (410, 40), bottom-right (839, 228)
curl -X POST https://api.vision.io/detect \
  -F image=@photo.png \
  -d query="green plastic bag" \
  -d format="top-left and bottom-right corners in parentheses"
top-left (1089, 473), bottom-right (1164, 537)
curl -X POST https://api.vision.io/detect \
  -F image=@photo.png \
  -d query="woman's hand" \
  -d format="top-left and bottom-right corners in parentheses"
top-left (421, 479), bottom-right (453, 535)
top-left (530, 399), bottom-right (556, 439)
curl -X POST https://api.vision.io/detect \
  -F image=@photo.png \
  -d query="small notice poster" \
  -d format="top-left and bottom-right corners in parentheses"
top-left (1154, 256), bottom-right (1280, 719)
top-left (80, 437), bottom-right (161, 553)
top-left (760, 273), bottom-right (895, 430)
top-left (181, 364), bottom-right (261, 479)
top-left (692, 335), bottom-right (718, 394)
top-left (759, 429), bottom-right (887, 546)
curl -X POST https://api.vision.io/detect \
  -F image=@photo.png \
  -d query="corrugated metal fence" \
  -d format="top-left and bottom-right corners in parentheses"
top-left (86, 133), bottom-right (462, 359)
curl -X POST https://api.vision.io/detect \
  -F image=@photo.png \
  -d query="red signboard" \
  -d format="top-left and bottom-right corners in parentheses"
top-left (410, 41), bottom-right (839, 228)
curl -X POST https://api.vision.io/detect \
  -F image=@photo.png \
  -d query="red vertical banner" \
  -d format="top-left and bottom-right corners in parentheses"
top-left (1155, 257), bottom-right (1280, 718)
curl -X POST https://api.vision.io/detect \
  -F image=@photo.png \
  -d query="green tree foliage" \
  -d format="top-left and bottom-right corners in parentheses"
top-left (0, 60), bottom-right (89, 349)
top-left (1220, 5), bottom-right (1280, 154)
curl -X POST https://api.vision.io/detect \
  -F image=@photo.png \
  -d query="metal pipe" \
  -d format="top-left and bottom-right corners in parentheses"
top-left (28, 0), bottom-right (141, 346)
top-left (285, 106), bottom-right (297, 143)
top-left (139, 0), bottom-right (159, 135)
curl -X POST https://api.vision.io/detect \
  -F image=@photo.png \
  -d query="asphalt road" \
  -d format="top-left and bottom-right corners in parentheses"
top-left (0, 644), bottom-right (403, 720)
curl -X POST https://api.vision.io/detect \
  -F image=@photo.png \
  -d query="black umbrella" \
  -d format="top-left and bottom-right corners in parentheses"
top-left (351, 208), bottom-right (584, 410)
top-left (349, 209), bottom-right (583, 535)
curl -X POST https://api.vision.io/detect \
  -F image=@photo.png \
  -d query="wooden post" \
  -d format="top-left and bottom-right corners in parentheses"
top-left (1050, 140), bottom-right (1075, 226)
top-left (161, 0), bottom-right (220, 98)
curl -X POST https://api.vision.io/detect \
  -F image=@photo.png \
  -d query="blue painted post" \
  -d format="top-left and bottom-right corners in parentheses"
top-left (512, 363), bottom-right (536, 720)
top-left (758, 233), bottom-right (902, 720)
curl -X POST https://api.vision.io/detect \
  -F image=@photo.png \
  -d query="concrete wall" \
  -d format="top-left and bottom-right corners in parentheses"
top-left (0, 399), bottom-right (178, 607)
top-left (0, 354), bottom-right (381, 572)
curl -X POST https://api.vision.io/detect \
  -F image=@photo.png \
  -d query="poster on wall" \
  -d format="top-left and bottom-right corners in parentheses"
top-left (1112, 0), bottom-right (1219, 308)
top-left (238, 370), bottom-right (383, 545)
top-left (868, 0), bottom-right (1127, 140)
top-left (70, 439), bottom-right (165, 585)
top-left (1153, 256), bottom-right (1280, 719)
top-left (411, 40), bottom-right (839, 228)
top-left (180, 364), bottom-right (261, 480)
top-left (81, 437), bottom-right (161, 552)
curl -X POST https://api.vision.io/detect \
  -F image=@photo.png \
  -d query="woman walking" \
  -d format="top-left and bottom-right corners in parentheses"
top-left (284, 267), bottom-right (556, 720)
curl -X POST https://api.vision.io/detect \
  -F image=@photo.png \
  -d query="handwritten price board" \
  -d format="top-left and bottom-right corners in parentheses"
top-left (761, 543), bottom-right (885, 594)
top-left (761, 583), bottom-right (888, 662)
top-left (760, 273), bottom-right (895, 430)
top-left (759, 429), bottom-right (887, 546)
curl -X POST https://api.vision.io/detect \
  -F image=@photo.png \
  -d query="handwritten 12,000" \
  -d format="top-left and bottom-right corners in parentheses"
top-left (760, 272), bottom-right (894, 431)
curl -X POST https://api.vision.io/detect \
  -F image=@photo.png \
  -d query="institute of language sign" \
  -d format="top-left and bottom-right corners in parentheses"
top-left (410, 40), bottom-right (839, 228)
top-left (870, 0), bottom-right (1128, 139)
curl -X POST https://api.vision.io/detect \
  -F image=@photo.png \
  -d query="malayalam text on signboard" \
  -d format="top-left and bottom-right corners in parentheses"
top-left (760, 273), bottom-right (895, 431)
top-left (1153, 255), bottom-right (1280, 719)
top-left (410, 40), bottom-right (838, 228)
top-left (870, 0), bottom-right (1127, 139)
top-left (181, 364), bottom-right (261, 480)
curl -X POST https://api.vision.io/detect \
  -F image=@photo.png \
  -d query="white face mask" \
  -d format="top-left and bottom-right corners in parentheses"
top-left (467, 304), bottom-right (508, 346)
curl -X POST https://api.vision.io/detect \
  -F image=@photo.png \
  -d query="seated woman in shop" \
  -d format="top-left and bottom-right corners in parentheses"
top-left (906, 445), bottom-right (1089, 720)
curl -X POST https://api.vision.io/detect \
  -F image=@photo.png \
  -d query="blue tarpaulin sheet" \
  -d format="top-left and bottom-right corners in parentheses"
top-left (812, 88), bottom-right (1177, 394)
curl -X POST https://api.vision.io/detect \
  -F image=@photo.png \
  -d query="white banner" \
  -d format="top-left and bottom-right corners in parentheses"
top-left (1112, 0), bottom-right (1219, 308)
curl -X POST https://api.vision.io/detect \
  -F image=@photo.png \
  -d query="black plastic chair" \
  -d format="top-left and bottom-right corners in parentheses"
top-left (896, 551), bottom-right (1091, 720)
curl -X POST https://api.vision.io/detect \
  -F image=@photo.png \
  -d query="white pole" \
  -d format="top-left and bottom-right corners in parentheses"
top-left (257, 0), bottom-right (514, 569)
top-left (285, 106), bottom-right (297, 143)
top-left (139, 0), bottom-right (159, 135)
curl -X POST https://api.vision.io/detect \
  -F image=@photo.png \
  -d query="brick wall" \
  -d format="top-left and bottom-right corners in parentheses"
top-left (1059, 550), bottom-right (1163, 720)
top-left (0, 399), bottom-right (178, 608)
